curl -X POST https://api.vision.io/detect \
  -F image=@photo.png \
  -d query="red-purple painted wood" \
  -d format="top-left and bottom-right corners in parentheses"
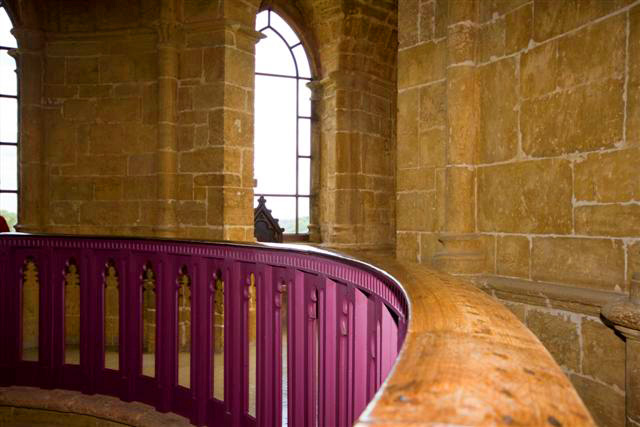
top-left (0, 234), bottom-right (408, 427)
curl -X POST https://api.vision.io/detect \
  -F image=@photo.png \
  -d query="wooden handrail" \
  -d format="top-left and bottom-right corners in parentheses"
top-left (350, 251), bottom-right (595, 426)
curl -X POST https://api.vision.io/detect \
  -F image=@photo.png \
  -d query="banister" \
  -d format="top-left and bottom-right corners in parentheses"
top-left (0, 234), bottom-right (594, 426)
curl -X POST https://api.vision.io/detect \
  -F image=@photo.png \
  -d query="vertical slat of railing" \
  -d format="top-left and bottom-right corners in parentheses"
top-left (0, 247), bottom-right (7, 382)
top-left (124, 250), bottom-right (140, 403)
top-left (352, 289), bottom-right (368, 419)
top-left (288, 268), bottom-right (306, 426)
top-left (193, 255), bottom-right (209, 425)
top-left (226, 258), bottom-right (244, 427)
top-left (319, 276), bottom-right (336, 427)
top-left (336, 281), bottom-right (351, 427)
top-left (256, 263), bottom-right (275, 427)
top-left (366, 296), bottom-right (380, 402)
top-left (4, 248), bottom-right (20, 385)
top-left (207, 257), bottom-right (227, 425)
top-left (158, 254), bottom-right (176, 413)
top-left (41, 248), bottom-right (55, 389)
top-left (380, 304), bottom-right (398, 382)
top-left (241, 263), bottom-right (253, 425)
top-left (305, 277), bottom-right (318, 427)
top-left (50, 251), bottom-right (64, 385)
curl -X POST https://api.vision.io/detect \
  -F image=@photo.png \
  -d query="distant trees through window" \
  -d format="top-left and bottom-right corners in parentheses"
top-left (0, 2), bottom-right (17, 231)
top-left (254, 9), bottom-right (312, 235)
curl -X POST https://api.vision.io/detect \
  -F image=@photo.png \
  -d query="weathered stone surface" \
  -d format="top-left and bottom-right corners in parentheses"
top-left (478, 160), bottom-right (572, 233)
top-left (575, 204), bottom-right (640, 237)
top-left (630, 5), bottom-right (640, 144)
top-left (419, 82), bottom-right (446, 129)
top-left (581, 318), bottom-right (625, 390)
top-left (557, 14), bottom-right (625, 89)
top-left (570, 374), bottom-right (626, 427)
top-left (575, 148), bottom-right (640, 203)
top-left (479, 58), bottom-right (517, 163)
top-left (496, 235), bottom-right (530, 278)
top-left (505, 3), bottom-right (532, 54)
top-left (479, 18), bottom-right (505, 63)
top-left (446, 66), bottom-right (479, 165)
top-left (97, 98), bottom-right (141, 123)
top-left (398, 0), bottom-right (419, 48)
top-left (526, 309), bottom-right (580, 372)
top-left (520, 40), bottom-right (557, 99)
top-left (397, 88), bottom-right (419, 168)
top-left (66, 58), bottom-right (99, 84)
top-left (630, 242), bottom-right (640, 280)
top-left (396, 232), bottom-right (419, 262)
top-left (397, 191), bottom-right (436, 232)
top-left (521, 79), bottom-right (624, 157)
top-left (398, 41), bottom-right (446, 89)
top-left (531, 237), bottom-right (625, 291)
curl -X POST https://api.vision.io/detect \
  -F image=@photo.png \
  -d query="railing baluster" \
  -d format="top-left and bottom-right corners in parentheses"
top-left (288, 269), bottom-right (306, 426)
top-left (318, 276), bottom-right (336, 427)
top-left (158, 254), bottom-right (176, 413)
top-left (226, 259), bottom-right (243, 427)
top-left (193, 256), bottom-right (209, 425)
top-left (380, 303), bottom-right (398, 383)
top-left (352, 289), bottom-right (368, 420)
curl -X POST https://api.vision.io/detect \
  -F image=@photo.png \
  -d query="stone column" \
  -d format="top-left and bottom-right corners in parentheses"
top-left (153, 0), bottom-right (179, 238)
top-left (602, 272), bottom-right (640, 426)
top-left (306, 79), bottom-right (324, 243)
top-left (11, 28), bottom-right (46, 232)
top-left (432, 0), bottom-right (488, 274)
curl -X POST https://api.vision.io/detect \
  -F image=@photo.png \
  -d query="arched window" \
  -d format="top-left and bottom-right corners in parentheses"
top-left (0, 2), bottom-right (17, 231)
top-left (254, 9), bottom-right (312, 238)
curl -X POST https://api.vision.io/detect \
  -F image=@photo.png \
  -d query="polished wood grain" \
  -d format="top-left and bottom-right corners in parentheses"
top-left (347, 251), bottom-right (595, 426)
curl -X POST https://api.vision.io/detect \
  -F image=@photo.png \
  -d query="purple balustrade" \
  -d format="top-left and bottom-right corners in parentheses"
top-left (0, 234), bottom-right (408, 426)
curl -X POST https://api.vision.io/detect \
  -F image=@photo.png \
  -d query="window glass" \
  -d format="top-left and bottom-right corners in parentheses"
top-left (254, 10), bottom-right (312, 235)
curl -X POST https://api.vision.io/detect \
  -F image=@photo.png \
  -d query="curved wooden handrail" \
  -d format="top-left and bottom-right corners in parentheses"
top-left (349, 251), bottom-right (595, 426)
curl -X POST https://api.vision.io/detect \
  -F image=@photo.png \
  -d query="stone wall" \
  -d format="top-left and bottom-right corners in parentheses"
top-left (397, 1), bottom-right (640, 425)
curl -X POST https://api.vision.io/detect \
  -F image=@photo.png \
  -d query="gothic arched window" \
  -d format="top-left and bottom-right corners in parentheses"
top-left (0, 2), bottom-right (17, 231)
top-left (254, 9), bottom-right (312, 237)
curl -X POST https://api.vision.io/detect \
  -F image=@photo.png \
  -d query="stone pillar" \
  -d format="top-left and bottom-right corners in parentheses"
top-left (602, 272), bottom-right (640, 426)
top-left (11, 28), bottom-right (45, 232)
top-left (153, 0), bottom-right (179, 238)
top-left (307, 80), bottom-right (324, 243)
top-left (433, 0), bottom-right (489, 274)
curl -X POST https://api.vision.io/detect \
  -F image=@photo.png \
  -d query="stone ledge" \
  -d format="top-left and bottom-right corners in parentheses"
top-left (0, 387), bottom-right (192, 427)
top-left (476, 275), bottom-right (625, 316)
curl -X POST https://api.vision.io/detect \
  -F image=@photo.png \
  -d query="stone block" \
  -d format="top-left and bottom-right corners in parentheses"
top-left (419, 1), bottom-right (435, 42)
top-left (533, 0), bottom-right (581, 42)
top-left (79, 201), bottom-right (139, 226)
top-left (398, 41), bottom-right (446, 89)
top-left (419, 127), bottom-right (446, 168)
top-left (90, 124), bottom-right (125, 154)
top-left (78, 84), bottom-right (112, 98)
top-left (397, 191), bottom-right (436, 232)
top-left (479, 18), bottom-right (505, 63)
top-left (45, 56), bottom-right (65, 84)
top-left (134, 53), bottom-right (157, 82)
top-left (630, 78), bottom-right (640, 146)
top-left (526, 309), bottom-right (579, 372)
top-left (97, 98), bottom-right (141, 123)
top-left (496, 235), bottom-right (530, 278)
top-left (180, 49), bottom-right (202, 80)
top-left (208, 110), bottom-right (253, 147)
top-left (520, 40), bottom-right (557, 99)
top-left (575, 148), bottom-right (640, 203)
top-left (47, 122), bottom-right (78, 165)
top-left (398, 0), bottom-right (419, 48)
top-left (479, 58), bottom-right (518, 163)
top-left (180, 147), bottom-right (223, 173)
top-left (631, 241), bottom-right (640, 278)
top-left (581, 318), bottom-right (625, 390)
top-left (575, 204), bottom-right (640, 237)
top-left (522, 79), bottom-right (624, 157)
top-left (479, 0), bottom-right (529, 22)
top-left (419, 81), bottom-right (446, 129)
top-left (50, 177), bottom-right (93, 201)
top-left (63, 99), bottom-right (96, 122)
top-left (128, 153), bottom-right (155, 176)
top-left (444, 167), bottom-right (476, 233)
top-left (447, 23), bottom-right (475, 65)
top-left (62, 155), bottom-right (127, 177)
top-left (531, 237), bottom-right (625, 290)
top-left (66, 57), bottom-right (99, 84)
top-left (94, 178), bottom-right (123, 201)
top-left (570, 374), bottom-right (625, 427)
top-left (557, 14), bottom-right (625, 89)
top-left (477, 159), bottom-right (572, 233)
top-left (396, 232), bottom-right (419, 262)
top-left (434, 0), bottom-right (448, 38)
top-left (123, 176), bottom-right (156, 201)
top-left (176, 201), bottom-right (207, 226)
top-left (447, 66), bottom-right (479, 165)
top-left (100, 55), bottom-right (135, 83)
top-left (397, 167), bottom-right (435, 192)
top-left (192, 83), bottom-right (224, 110)
top-left (45, 84), bottom-right (79, 99)
top-left (397, 88), bottom-right (420, 168)
top-left (114, 83), bottom-right (141, 97)
top-left (505, 4), bottom-right (532, 54)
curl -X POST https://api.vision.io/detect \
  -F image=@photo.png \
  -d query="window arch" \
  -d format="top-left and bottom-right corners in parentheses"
top-left (0, 1), bottom-right (17, 231)
top-left (254, 9), bottom-right (312, 237)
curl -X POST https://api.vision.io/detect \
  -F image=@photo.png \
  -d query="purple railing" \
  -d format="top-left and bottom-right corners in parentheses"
top-left (0, 234), bottom-right (408, 426)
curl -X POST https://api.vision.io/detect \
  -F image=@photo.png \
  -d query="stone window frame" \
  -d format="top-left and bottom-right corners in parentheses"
top-left (0, 0), bottom-right (18, 231)
top-left (254, 7), bottom-right (316, 240)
